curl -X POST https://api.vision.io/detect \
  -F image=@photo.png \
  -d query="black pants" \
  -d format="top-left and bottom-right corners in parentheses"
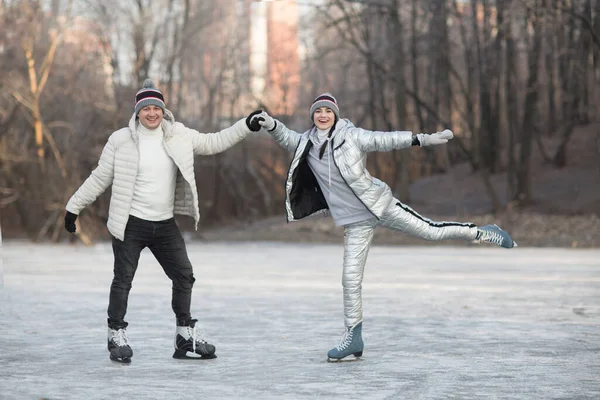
top-left (107, 215), bottom-right (195, 329)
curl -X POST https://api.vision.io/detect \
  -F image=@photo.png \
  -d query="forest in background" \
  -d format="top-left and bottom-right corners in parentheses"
top-left (0, 0), bottom-right (597, 242)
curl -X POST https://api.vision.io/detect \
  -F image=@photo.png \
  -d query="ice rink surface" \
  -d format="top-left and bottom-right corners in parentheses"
top-left (1, 241), bottom-right (599, 400)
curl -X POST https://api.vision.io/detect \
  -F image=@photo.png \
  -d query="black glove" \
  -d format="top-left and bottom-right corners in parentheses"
top-left (64, 211), bottom-right (77, 233)
top-left (245, 110), bottom-right (264, 132)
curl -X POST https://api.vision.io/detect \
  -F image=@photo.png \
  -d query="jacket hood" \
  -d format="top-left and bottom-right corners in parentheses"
top-left (308, 118), bottom-right (353, 141)
top-left (128, 108), bottom-right (176, 142)
top-left (336, 118), bottom-right (353, 130)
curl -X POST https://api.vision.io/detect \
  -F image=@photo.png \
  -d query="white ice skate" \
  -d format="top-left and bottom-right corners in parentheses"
top-left (173, 319), bottom-right (216, 360)
top-left (107, 327), bottom-right (133, 364)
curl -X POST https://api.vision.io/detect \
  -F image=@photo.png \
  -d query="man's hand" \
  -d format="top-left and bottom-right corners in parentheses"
top-left (416, 129), bottom-right (453, 147)
top-left (257, 111), bottom-right (276, 131)
top-left (64, 211), bottom-right (77, 233)
top-left (246, 110), bottom-right (264, 132)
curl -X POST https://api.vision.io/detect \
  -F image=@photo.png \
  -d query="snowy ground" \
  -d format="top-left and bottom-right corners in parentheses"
top-left (0, 241), bottom-right (599, 400)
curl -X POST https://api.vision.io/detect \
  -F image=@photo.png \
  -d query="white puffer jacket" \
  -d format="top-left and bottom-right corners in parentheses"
top-left (66, 110), bottom-right (251, 240)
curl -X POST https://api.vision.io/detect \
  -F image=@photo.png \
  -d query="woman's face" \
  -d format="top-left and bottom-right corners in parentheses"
top-left (313, 107), bottom-right (335, 130)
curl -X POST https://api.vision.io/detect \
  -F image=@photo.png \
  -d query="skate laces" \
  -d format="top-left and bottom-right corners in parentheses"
top-left (111, 328), bottom-right (129, 347)
top-left (187, 325), bottom-right (208, 353)
top-left (478, 225), bottom-right (504, 246)
top-left (336, 327), bottom-right (354, 351)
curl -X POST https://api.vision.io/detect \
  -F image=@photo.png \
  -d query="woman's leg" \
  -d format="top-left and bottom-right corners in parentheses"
top-left (378, 199), bottom-right (478, 241)
top-left (327, 218), bottom-right (377, 361)
top-left (342, 218), bottom-right (378, 327)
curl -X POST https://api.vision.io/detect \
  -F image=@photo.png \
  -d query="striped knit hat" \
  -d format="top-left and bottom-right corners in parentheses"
top-left (134, 79), bottom-right (166, 115)
top-left (310, 92), bottom-right (339, 122)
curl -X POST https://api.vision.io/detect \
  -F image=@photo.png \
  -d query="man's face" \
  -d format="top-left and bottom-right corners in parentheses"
top-left (138, 105), bottom-right (164, 129)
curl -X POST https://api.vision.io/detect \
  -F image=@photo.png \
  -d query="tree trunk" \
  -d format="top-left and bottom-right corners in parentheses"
top-left (366, 57), bottom-right (382, 178)
top-left (594, 0), bottom-right (600, 100)
top-left (473, 0), bottom-right (496, 173)
top-left (440, 0), bottom-right (452, 134)
top-left (390, 0), bottom-right (409, 202)
top-left (515, 1), bottom-right (543, 204)
top-left (411, 0), bottom-right (424, 130)
top-left (558, 0), bottom-right (577, 123)
top-left (494, 0), bottom-right (505, 155)
top-left (454, 0), bottom-right (478, 169)
top-left (546, 22), bottom-right (557, 133)
top-left (580, 0), bottom-right (592, 123)
top-left (553, 123), bottom-right (576, 167)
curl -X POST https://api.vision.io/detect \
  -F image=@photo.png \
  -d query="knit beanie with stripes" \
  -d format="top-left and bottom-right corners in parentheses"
top-left (134, 79), bottom-right (166, 115)
top-left (310, 92), bottom-right (339, 122)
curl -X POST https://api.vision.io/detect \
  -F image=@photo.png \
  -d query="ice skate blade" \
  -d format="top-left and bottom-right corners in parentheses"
top-left (109, 354), bottom-right (132, 364)
top-left (173, 349), bottom-right (217, 360)
top-left (327, 357), bottom-right (363, 363)
top-left (327, 353), bottom-right (363, 363)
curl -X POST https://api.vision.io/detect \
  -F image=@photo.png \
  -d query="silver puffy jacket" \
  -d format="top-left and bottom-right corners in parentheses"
top-left (269, 118), bottom-right (415, 222)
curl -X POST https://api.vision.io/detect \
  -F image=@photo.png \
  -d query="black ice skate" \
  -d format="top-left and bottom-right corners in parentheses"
top-left (173, 319), bottom-right (217, 360)
top-left (107, 327), bottom-right (133, 364)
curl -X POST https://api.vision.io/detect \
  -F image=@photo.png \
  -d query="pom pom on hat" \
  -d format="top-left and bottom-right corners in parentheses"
top-left (142, 78), bottom-right (155, 89)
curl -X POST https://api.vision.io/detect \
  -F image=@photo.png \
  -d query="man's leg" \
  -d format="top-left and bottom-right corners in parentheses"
top-left (148, 218), bottom-right (195, 325)
top-left (108, 217), bottom-right (146, 329)
top-left (379, 199), bottom-right (478, 241)
top-left (149, 219), bottom-right (216, 359)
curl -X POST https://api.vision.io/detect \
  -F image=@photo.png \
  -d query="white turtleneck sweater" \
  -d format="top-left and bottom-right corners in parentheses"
top-left (308, 128), bottom-right (373, 226)
top-left (129, 123), bottom-right (178, 221)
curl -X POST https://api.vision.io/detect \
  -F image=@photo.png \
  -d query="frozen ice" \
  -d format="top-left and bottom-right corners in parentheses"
top-left (0, 225), bottom-right (3, 289)
top-left (1, 241), bottom-right (599, 399)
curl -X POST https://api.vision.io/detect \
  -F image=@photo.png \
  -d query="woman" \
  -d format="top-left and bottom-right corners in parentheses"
top-left (256, 93), bottom-right (516, 361)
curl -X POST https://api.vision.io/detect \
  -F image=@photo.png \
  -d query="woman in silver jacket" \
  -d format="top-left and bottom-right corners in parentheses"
top-left (256, 93), bottom-right (517, 361)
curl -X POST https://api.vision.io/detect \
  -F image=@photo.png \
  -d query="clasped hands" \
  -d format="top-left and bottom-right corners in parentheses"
top-left (245, 110), bottom-right (276, 132)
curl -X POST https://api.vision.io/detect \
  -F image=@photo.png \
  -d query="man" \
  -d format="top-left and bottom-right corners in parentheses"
top-left (64, 79), bottom-right (263, 363)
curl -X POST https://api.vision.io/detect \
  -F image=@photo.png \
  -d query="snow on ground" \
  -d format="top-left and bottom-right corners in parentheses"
top-left (0, 241), bottom-right (599, 400)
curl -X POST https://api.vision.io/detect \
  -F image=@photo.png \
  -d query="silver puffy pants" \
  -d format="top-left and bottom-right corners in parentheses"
top-left (341, 199), bottom-right (478, 327)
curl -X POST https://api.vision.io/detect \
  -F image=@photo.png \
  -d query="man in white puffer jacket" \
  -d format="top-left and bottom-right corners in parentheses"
top-left (64, 79), bottom-right (264, 363)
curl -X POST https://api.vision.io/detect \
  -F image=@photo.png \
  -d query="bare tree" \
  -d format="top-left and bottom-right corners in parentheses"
top-left (505, 0), bottom-right (519, 201)
top-left (17, 0), bottom-right (72, 167)
top-left (388, 0), bottom-right (410, 201)
top-left (515, 0), bottom-right (543, 204)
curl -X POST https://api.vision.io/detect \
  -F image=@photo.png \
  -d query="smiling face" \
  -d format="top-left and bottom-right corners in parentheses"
top-left (313, 107), bottom-right (336, 130)
top-left (138, 105), bottom-right (164, 129)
